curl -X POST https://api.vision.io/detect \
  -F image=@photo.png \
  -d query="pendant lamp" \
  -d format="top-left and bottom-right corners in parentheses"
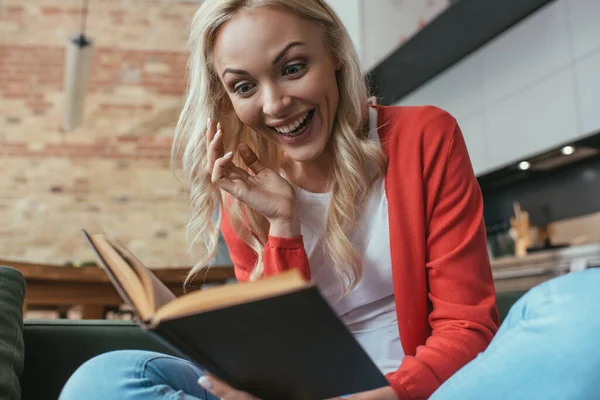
top-left (63, 0), bottom-right (94, 131)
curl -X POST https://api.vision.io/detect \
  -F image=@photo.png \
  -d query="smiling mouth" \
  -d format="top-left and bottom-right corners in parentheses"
top-left (269, 109), bottom-right (315, 137)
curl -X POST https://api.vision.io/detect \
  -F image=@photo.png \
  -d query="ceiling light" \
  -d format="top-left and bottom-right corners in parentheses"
top-left (518, 161), bottom-right (531, 171)
top-left (63, 0), bottom-right (93, 131)
top-left (561, 145), bottom-right (575, 155)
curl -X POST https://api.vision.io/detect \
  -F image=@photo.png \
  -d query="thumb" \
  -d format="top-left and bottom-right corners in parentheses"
top-left (238, 143), bottom-right (266, 174)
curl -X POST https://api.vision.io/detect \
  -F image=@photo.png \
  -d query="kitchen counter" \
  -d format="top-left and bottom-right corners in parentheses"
top-left (490, 243), bottom-right (600, 292)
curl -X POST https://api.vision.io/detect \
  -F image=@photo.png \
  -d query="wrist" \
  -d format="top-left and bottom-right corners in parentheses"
top-left (268, 215), bottom-right (301, 238)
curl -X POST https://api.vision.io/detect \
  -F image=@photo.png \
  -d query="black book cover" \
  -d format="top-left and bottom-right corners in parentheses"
top-left (150, 286), bottom-right (389, 400)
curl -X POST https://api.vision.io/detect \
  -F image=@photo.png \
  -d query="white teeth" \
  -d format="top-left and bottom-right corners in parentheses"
top-left (273, 112), bottom-right (309, 134)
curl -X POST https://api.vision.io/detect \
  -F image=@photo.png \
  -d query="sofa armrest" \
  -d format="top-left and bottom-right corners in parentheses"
top-left (22, 319), bottom-right (175, 400)
top-left (0, 267), bottom-right (25, 400)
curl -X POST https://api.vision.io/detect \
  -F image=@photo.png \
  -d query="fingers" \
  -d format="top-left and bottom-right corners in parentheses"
top-left (211, 151), bottom-right (233, 183)
top-left (207, 119), bottom-right (224, 174)
top-left (207, 127), bottom-right (223, 173)
top-left (211, 150), bottom-right (250, 190)
top-left (238, 143), bottom-right (266, 175)
top-left (206, 118), bottom-right (216, 146)
top-left (198, 375), bottom-right (258, 400)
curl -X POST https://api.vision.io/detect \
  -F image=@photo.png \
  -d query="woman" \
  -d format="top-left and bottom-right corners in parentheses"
top-left (59, 1), bottom-right (600, 399)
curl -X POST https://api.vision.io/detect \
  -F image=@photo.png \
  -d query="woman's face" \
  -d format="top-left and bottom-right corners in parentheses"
top-left (212, 6), bottom-right (340, 163)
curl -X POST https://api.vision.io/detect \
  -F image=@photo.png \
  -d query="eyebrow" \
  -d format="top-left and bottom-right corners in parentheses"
top-left (221, 41), bottom-right (307, 79)
top-left (272, 41), bottom-right (306, 65)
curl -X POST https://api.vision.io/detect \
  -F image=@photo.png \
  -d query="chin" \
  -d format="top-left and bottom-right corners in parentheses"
top-left (283, 146), bottom-right (327, 163)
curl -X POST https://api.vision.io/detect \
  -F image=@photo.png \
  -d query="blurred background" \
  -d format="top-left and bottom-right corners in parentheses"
top-left (1, 0), bottom-right (599, 318)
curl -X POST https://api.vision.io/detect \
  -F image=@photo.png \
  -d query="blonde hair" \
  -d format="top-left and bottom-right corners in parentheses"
top-left (172, 0), bottom-right (387, 292)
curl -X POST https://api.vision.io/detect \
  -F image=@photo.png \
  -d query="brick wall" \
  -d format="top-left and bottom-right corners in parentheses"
top-left (0, 0), bottom-right (220, 267)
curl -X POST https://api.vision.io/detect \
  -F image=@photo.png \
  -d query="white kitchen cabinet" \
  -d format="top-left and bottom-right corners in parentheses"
top-left (397, 50), bottom-right (485, 120)
top-left (458, 113), bottom-right (488, 176)
top-left (566, 0), bottom-right (600, 60)
top-left (485, 67), bottom-right (581, 168)
top-left (574, 50), bottom-right (600, 136)
top-left (481, 1), bottom-right (571, 107)
top-left (391, 0), bottom-right (598, 175)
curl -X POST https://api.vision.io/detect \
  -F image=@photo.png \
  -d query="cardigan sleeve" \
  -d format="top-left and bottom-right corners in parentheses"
top-left (220, 204), bottom-right (311, 282)
top-left (385, 113), bottom-right (500, 399)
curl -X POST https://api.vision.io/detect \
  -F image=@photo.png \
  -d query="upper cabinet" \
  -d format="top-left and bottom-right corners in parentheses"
top-left (485, 68), bottom-right (580, 168)
top-left (395, 0), bottom-right (600, 176)
top-left (569, 0), bottom-right (600, 139)
top-left (566, 0), bottom-right (600, 60)
top-left (397, 51), bottom-right (484, 121)
top-left (480, 1), bottom-right (571, 107)
top-left (396, 52), bottom-right (489, 175)
top-left (574, 51), bottom-right (600, 137)
top-left (481, 0), bottom-right (582, 168)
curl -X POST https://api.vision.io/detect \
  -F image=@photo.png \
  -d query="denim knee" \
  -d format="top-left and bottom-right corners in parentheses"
top-left (512, 268), bottom-right (600, 347)
top-left (59, 350), bottom-right (168, 399)
top-left (543, 268), bottom-right (600, 317)
top-left (59, 349), bottom-right (212, 400)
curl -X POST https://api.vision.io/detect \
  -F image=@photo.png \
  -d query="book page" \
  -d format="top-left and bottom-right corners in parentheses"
top-left (88, 234), bottom-right (154, 320)
top-left (153, 269), bottom-right (308, 323)
top-left (105, 237), bottom-right (176, 311)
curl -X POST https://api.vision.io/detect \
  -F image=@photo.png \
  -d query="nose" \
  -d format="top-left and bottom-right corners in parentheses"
top-left (262, 84), bottom-right (291, 117)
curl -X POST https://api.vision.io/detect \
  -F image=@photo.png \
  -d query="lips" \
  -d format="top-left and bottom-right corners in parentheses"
top-left (268, 109), bottom-right (315, 137)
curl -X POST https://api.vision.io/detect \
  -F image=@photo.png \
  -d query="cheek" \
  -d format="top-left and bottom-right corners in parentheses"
top-left (304, 68), bottom-right (339, 109)
top-left (229, 97), bottom-right (261, 128)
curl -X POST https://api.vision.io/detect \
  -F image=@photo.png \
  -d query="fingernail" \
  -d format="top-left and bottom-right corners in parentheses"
top-left (213, 130), bottom-right (221, 141)
top-left (223, 151), bottom-right (233, 159)
top-left (207, 118), bottom-right (211, 130)
top-left (198, 376), bottom-right (213, 390)
top-left (217, 122), bottom-right (221, 130)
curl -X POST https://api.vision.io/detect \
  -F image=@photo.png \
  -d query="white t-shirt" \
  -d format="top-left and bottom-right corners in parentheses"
top-left (287, 108), bottom-right (403, 374)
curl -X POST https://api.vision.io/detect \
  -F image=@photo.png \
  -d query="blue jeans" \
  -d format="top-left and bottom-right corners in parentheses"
top-left (59, 268), bottom-right (600, 400)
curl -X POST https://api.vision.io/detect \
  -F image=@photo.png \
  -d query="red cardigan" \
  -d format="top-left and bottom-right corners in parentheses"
top-left (221, 105), bottom-right (500, 400)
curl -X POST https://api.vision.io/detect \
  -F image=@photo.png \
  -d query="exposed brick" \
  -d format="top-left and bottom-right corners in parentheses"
top-left (26, 101), bottom-right (53, 109)
top-left (41, 7), bottom-right (62, 16)
top-left (0, 0), bottom-right (207, 268)
top-left (5, 6), bottom-right (24, 16)
top-left (117, 135), bottom-right (139, 142)
top-left (98, 104), bottom-right (153, 112)
top-left (3, 92), bottom-right (30, 99)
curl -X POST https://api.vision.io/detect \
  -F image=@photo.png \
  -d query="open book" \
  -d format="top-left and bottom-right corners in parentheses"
top-left (83, 230), bottom-right (388, 400)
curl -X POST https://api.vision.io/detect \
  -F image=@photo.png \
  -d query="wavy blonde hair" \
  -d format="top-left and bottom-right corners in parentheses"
top-left (172, 0), bottom-right (387, 293)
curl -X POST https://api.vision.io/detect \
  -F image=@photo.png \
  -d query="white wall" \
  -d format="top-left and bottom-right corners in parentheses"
top-left (327, 0), bottom-right (451, 71)
top-left (396, 0), bottom-right (600, 176)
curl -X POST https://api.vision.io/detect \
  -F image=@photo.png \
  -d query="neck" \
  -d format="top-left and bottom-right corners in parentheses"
top-left (287, 148), bottom-right (334, 194)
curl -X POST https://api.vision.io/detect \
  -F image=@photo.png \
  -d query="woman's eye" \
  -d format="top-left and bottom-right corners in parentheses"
top-left (234, 83), bottom-right (255, 96)
top-left (283, 63), bottom-right (305, 76)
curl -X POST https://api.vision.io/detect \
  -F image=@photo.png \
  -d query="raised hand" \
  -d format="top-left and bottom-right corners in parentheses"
top-left (206, 119), bottom-right (300, 237)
